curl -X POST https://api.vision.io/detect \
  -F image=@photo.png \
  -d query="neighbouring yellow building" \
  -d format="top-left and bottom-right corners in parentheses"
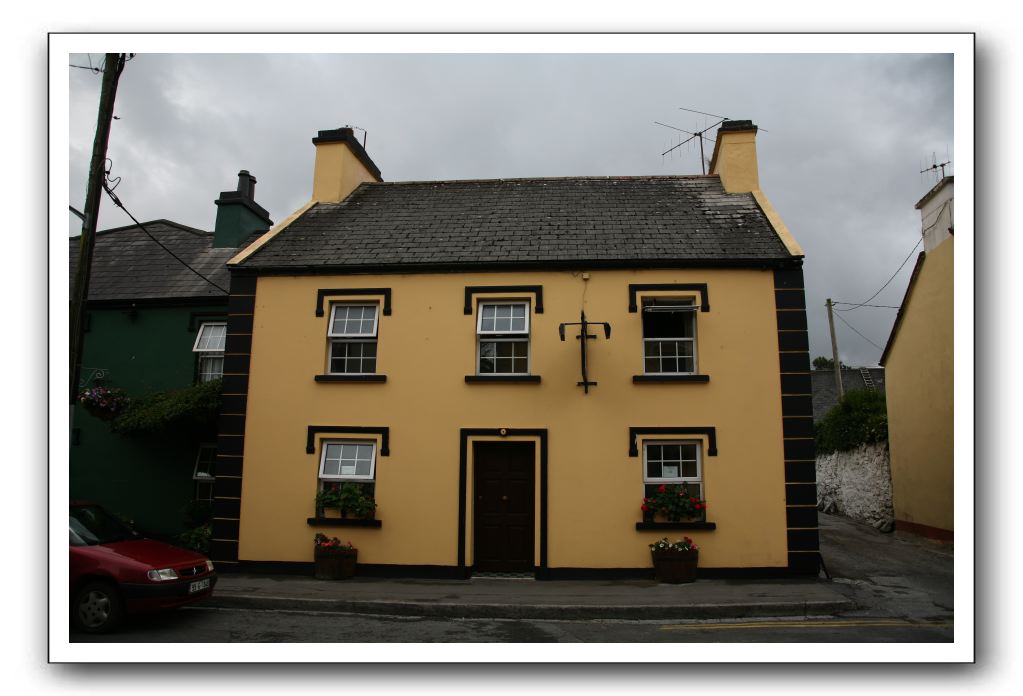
top-left (880, 176), bottom-right (954, 540)
top-left (210, 121), bottom-right (819, 578)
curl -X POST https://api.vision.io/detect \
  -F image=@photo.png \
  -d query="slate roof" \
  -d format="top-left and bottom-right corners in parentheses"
top-left (811, 368), bottom-right (887, 422)
top-left (69, 220), bottom-right (254, 302)
top-left (240, 176), bottom-right (795, 271)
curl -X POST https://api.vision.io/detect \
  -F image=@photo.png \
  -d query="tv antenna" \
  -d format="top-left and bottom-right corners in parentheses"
top-left (920, 150), bottom-right (952, 184)
top-left (655, 108), bottom-right (767, 174)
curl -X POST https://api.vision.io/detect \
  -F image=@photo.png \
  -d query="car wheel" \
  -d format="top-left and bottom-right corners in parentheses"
top-left (72, 581), bottom-right (123, 633)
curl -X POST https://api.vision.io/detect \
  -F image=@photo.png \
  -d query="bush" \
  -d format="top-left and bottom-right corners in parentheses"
top-left (815, 388), bottom-right (889, 454)
top-left (183, 500), bottom-right (213, 528)
top-left (112, 379), bottom-right (222, 437)
top-left (177, 524), bottom-right (211, 554)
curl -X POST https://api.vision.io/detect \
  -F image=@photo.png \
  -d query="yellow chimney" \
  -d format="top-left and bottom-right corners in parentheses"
top-left (708, 120), bottom-right (761, 193)
top-left (311, 127), bottom-right (383, 202)
top-left (709, 120), bottom-right (803, 256)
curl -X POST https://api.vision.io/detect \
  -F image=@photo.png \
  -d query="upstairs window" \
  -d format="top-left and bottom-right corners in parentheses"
top-left (328, 304), bottom-right (379, 374)
top-left (642, 298), bottom-right (696, 374)
top-left (477, 302), bottom-right (530, 375)
top-left (193, 322), bottom-right (226, 382)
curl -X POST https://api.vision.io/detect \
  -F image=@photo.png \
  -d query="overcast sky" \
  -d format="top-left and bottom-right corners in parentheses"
top-left (68, 51), bottom-right (954, 368)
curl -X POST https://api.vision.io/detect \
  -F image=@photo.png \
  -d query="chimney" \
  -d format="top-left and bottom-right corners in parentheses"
top-left (915, 175), bottom-right (954, 253)
top-left (708, 120), bottom-right (760, 193)
top-left (311, 127), bottom-right (383, 203)
top-left (213, 170), bottom-right (274, 248)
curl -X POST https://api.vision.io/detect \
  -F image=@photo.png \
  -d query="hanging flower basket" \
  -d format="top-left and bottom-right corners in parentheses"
top-left (78, 386), bottom-right (130, 421)
top-left (313, 534), bottom-right (358, 580)
top-left (649, 537), bottom-right (700, 583)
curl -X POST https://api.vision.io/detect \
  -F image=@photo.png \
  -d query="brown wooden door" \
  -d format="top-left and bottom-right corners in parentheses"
top-left (473, 441), bottom-right (535, 573)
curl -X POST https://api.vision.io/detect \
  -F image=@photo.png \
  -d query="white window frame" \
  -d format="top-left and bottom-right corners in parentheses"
top-left (327, 303), bottom-right (380, 375)
top-left (641, 297), bottom-right (698, 375)
top-left (318, 440), bottom-right (377, 482)
top-left (642, 440), bottom-right (703, 487)
top-left (192, 322), bottom-right (226, 383)
top-left (476, 301), bottom-right (531, 375)
top-left (193, 444), bottom-right (217, 502)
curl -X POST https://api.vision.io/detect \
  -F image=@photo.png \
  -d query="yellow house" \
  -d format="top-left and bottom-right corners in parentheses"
top-left (880, 176), bottom-right (954, 540)
top-left (210, 121), bottom-right (819, 578)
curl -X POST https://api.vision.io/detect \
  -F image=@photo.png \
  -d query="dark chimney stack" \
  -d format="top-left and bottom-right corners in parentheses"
top-left (213, 170), bottom-right (273, 248)
top-left (237, 170), bottom-right (257, 200)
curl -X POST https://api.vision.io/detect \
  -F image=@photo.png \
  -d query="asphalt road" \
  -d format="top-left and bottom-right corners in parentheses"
top-left (69, 512), bottom-right (955, 644)
top-left (71, 605), bottom-right (953, 643)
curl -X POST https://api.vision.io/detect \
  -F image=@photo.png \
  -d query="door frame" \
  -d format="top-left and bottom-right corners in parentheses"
top-left (458, 429), bottom-right (549, 579)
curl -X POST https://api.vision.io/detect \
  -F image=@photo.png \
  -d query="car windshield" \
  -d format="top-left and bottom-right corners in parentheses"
top-left (69, 505), bottom-right (140, 545)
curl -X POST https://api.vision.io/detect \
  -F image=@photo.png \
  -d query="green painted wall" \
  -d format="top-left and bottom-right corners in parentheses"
top-left (71, 303), bottom-right (226, 535)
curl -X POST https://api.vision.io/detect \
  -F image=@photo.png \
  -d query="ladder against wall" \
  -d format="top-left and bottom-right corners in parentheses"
top-left (859, 368), bottom-right (876, 391)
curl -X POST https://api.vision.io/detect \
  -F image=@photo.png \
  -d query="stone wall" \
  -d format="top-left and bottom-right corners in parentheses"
top-left (816, 441), bottom-right (893, 528)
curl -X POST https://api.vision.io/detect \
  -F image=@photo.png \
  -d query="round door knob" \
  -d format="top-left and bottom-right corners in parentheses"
top-left (501, 495), bottom-right (508, 501)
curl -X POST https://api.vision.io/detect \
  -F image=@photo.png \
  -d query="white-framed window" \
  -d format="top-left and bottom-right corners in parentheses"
top-left (193, 322), bottom-right (226, 382)
top-left (327, 304), bottom-right (379, 374)
top-left (642, 297), bottom-right (697, 374)
top-left (318, 440), bottom-right (377, 481)
top-left (193, 444), bottom-right (217, 502)
top-left (476, 301), bottom-right (530, 374)
top-left (643, 440), bottom-right (702, 500)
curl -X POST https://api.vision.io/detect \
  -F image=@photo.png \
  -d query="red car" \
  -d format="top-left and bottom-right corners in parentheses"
top-left (69, 502), bottom-right (218, 633)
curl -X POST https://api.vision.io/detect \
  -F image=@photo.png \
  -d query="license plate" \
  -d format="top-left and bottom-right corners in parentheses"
top-left (189, 578), bottom-right (211, 594)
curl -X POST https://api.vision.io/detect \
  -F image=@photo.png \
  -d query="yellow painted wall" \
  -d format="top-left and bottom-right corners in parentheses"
top-left (885, 239), bottom-right (954, 532)
top-left (236, 268), bottom-right (790, 569)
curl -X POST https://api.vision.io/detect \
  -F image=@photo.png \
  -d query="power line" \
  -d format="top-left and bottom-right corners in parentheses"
top-left (100, 165), bottom-right (229, 295)
top-left (836, 237), bottom-right (923, 312)
top-left (833, 311), bottom-right (883, 351)
top-left (831, 302), bottom-right (901, 309)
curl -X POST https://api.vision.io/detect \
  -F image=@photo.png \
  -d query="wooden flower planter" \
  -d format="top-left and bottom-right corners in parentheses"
top-left (651, 550), bottom-right (699, 584)
top-left (314, 548), bottom-right (358, 580)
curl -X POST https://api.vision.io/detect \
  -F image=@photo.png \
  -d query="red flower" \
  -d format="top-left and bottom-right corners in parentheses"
top-left (658, 485), bottom-right (667, 493)
top-left (641, 504), bottom-right (649, 512)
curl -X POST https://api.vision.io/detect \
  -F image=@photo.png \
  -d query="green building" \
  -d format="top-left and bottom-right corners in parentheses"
top-left (70, 171), bottom-right (272, 536)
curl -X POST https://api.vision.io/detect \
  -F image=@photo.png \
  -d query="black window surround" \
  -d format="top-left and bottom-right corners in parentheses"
top-left (315, 288), bottom-right (392, 317)
top-left (628, 283), bottom-right (709, 313)
top-left (628, 427), bottom-right (718, 457)
top-left (465, 375), bottom-right (541, 383)
top-left (464, 285), bottom-right (544, 315)
top-left (632, 374), bottom-right (710, 383)
top-left (306, 426), bottom-right (390, 456)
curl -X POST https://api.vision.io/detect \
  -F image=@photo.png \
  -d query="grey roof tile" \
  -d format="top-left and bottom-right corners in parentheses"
top-left (241, 176), bottom-right (794, 270)
top-left (69, 220), bottom-right (252, 302)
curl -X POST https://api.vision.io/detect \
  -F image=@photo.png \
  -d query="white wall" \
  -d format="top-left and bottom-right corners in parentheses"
top-left (816, 442), bottom-right (893, 526)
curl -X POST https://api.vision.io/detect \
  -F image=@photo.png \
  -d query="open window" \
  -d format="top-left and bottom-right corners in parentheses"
top-left (192, 322), bottom-right (226, 383)
top-left (476, 302), bottom-right (530, 375)
top-left (193, 444), bottom-right (217, 502)
top-left (642, 298), bottom-right (697, 374)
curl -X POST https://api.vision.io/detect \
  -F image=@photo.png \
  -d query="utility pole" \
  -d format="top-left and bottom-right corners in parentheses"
top-left (825, 298), bottom-right (844, 400)
top-left (70, 53), bottom-right (126, 416)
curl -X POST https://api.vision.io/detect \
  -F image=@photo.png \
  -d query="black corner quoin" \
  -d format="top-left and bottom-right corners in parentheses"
top-left (464, 285), bottom-right (544, 314)
top-left (629, 427), bottom-right (718, 457)
top-left (628, 283), bottom-right (710, 313)
top-left (305, 426), bottom-right (390, 455)
top-left (316, 288), bottom-right (392, 317)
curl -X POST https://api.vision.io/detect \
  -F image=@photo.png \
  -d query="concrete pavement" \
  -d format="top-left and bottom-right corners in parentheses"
top-left (203, 513), bottom-right (952, 622)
